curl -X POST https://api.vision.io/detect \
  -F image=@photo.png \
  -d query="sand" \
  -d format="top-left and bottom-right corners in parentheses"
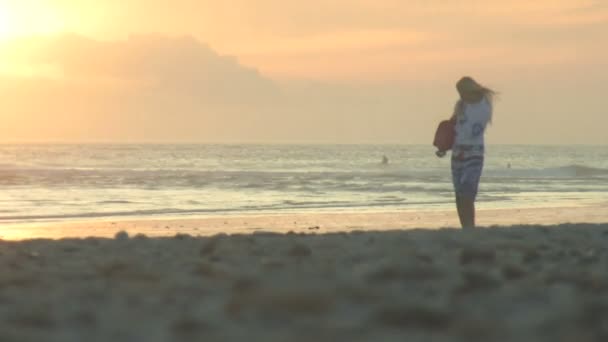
top-left (1, 205), bottom-right (608, 341)
top-left (1, 203), bottom-right (608, 240)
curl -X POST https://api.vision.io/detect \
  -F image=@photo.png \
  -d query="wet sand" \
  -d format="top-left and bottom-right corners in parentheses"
top-left (1, 204), bottom-right (607, 240)
top-left (1, 205), bottom-right (608, 341)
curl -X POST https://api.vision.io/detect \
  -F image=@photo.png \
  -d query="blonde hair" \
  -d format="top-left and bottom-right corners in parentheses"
top-left (455, 76), bottom-right (496, 122)
top-left (456, 76), bottom-right (496, 105)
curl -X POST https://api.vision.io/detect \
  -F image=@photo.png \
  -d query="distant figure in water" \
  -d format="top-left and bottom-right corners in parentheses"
top-left (446, 76), bottom-right (496, 230)
top-left (507, 162), bottom-right (512, 169)
top-left (381, 155), bottom-right (389, 165)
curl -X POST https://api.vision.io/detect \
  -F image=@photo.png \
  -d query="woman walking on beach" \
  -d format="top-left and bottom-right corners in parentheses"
top-left (449, 76), bottom-right (496, 229)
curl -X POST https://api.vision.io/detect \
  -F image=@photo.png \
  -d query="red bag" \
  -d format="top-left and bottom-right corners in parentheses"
top-left (433, 117), bottom-right (456, 152)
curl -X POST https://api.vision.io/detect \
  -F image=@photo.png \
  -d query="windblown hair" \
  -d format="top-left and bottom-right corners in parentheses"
top-left (453, 76), bottom-right (497, 122)
top-left (457, 76), bottom-right (496, 105)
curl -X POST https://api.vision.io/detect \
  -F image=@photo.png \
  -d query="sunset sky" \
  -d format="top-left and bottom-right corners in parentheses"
top-left (0, 0), bottom-right (607, 144)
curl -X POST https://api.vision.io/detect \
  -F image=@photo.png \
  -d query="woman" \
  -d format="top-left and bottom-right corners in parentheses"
top-left (449, 76), bottom-right (496, 229)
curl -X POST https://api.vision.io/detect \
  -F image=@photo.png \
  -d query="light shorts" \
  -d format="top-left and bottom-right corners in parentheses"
top-left (451, 155), bottom-right (484, 200)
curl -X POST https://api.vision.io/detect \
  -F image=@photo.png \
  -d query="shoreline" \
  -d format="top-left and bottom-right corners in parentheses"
top-left (1, 203), bottom-right (607, 241)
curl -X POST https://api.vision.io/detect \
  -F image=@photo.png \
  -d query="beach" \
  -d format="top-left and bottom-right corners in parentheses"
top-left (1, 0), bottom-right (607, 338)
top-left (1, 204), bottom-right (607, 240)
top-left (1, 205), bottom-right (608, 341)
top-left (1, 144), bottom-right (607, 340)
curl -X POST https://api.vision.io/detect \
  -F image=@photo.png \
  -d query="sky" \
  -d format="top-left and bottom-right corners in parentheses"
top-left (0, 0), bottom-right (607, 144)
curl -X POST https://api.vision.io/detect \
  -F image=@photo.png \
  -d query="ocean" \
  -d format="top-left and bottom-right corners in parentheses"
top-left (0, 144), bottom-right (606, 224)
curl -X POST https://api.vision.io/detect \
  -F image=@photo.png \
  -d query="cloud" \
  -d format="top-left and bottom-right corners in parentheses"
top-left (0, 33), bottom-right (607, 144)
top-left (195, 1), bottom-right (607, 81)
top-left (0, 35), bottom-right (286, 142)
top-left (20, 34), bottom-right (279, 103)
top-left (0, 34), bottom-right (444, 144)
top-left (11, 1), bottom-right (607, 81)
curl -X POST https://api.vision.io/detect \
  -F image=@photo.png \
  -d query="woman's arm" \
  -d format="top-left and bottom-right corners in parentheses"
top-left (451, 99), bottom-right (464, 121)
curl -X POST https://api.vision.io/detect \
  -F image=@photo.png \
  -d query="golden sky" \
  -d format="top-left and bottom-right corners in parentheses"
top-left (0, 0), bottom-right (607, 143)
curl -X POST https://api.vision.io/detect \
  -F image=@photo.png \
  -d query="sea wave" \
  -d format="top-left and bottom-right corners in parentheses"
top-left (1, 163), bottom-right (605, 194)
top-left (0, 145), bottom-right (605, 224)
top-left (0, 168), bottom-right (430, 188)
top-left (486, 164), bottom-right (608, 179)
top-left (561, 164), bottom-right (608, 177)
top-left (0, 199), bottom-right (443, 222)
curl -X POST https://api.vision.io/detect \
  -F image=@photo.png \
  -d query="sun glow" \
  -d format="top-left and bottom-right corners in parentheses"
top-left (0, 2), bottom-right (65, 40)
top-left (0, 7), bottom-right (13, 39)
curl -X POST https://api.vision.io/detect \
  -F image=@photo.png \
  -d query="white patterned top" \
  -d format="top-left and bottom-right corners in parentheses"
top-left (453, 97), bottom-right (492, 158)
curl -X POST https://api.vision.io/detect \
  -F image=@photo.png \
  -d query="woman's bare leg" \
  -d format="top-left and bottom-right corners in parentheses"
top-left (456, 195), bottom-right (475, 229)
